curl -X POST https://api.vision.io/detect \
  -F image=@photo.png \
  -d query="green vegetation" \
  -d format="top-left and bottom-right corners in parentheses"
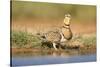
top-left (11, 31), bottom-right (41, 48)
top-left (79, 34), bottom-right (96, 46)
top-left (11, 1), bottom-right (96, 23)
top-left (69, 34), bottom-right (96, 47)
top-left (11, 31), bottom-right (96, 48)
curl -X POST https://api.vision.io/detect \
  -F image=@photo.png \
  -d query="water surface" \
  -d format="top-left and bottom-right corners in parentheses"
top-left (11, 54), bottom-right (96, 66)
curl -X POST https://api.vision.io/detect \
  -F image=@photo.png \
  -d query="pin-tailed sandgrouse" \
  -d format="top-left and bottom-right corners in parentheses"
top-left (41, 14), bottom-right (73, 50)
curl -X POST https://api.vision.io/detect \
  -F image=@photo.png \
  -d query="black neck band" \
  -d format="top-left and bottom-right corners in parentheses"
top-left (64, 23), bottom-right (70, 26)
top-left (62, 26), bottom-right (70, 29)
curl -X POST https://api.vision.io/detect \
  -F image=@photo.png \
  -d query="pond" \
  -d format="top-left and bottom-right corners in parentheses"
top-left (11, 49), bottom-right (96, 66)
top-left (11, 54), bottom-right (96, 66)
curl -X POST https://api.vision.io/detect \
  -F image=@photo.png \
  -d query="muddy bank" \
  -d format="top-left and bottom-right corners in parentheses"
top-left (11, 44), bottom-right (96, 57)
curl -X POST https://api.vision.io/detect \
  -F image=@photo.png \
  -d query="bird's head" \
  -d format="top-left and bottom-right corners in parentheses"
top-left (64, 14), bottom-right (71, 25)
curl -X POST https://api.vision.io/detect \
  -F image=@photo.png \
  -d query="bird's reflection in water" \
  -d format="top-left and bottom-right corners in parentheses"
top-left (52, 51), bottom-right (70, 57)
top-left (52, 51), bottom-right (60, 56)
top-left (13, 48), bottom-right (95, 57)
top-left (51, 50), bottom-right (79, 57)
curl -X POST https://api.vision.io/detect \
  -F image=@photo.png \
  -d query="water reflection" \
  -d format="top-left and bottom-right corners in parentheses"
top-left (12, 48), bottom-right (96, 57)
top-left (11, 48), bottom-right (96, 66)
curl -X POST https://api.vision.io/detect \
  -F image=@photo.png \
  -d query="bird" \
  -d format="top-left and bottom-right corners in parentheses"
top-left (60, 14), bottom-right (72, 42)
top-left (40, 14), bottom-right (73, 50)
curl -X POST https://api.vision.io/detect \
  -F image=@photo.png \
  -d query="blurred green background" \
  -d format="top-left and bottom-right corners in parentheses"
top-left (11, 1), bottom-right (96, 23)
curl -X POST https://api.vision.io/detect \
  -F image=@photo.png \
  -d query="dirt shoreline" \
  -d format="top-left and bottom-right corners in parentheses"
top-left (11, 44), bottom-right (96, 57)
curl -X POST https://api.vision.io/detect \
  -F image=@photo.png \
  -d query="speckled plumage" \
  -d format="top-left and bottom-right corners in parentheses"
top-left (41, 14), bottom-right (72, 50)
top-left (45, 31), bottom-right (61, 43)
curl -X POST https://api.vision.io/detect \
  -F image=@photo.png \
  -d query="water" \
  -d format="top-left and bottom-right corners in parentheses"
top-left (11, 54), bottom-right (96, 66)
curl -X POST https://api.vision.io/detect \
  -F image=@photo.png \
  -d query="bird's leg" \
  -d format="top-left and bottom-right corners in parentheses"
top-left (53, 43), bottom-right (58, 50)
top-left (60, 32), bottom-right (66, 42)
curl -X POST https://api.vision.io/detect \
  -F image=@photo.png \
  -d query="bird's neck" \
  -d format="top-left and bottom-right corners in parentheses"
top-left (63, 24), bottom-right (70, 29)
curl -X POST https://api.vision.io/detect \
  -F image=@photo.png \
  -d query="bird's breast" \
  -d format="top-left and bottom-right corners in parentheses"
top-left (61, 28), bottom-right (72, 40)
